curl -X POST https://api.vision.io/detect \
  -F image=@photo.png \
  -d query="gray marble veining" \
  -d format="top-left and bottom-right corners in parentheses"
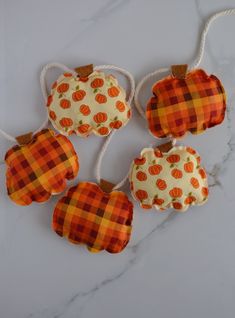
top-left (1, 1), bottom-right (235, 318)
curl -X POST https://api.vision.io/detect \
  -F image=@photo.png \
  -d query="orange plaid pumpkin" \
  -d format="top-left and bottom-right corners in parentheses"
top-left (52, 182), bottom-right (133, 253)
top-left (146, 69), bottom-right (226, 138)
top-left (5, 129), bottom-right (79, 205)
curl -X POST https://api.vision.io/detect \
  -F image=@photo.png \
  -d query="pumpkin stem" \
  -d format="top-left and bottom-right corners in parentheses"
top-left (171, 64), bottom-right (188, 79)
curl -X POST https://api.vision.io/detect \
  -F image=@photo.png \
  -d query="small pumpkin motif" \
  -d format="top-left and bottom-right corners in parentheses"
top-left (134, 157), bottom-right (146, 165)
top-left (80, 104), bottom-right (91, 116)
top-left (184, 161), bottom-right (194, 173)
top-left (52, 81), bottom-right (57, 89)
top-left (156, 179), bottom-right (167, 191)
top-left (153, 197), bottom-right (165, 206)
top-left (95, 93), bottom-right (107, 104)
top-left (77, 124), bottom-right (91, 135)
top-left (166, 154), bottom-right (180, 164)
top-left (129, 144), bottom-right (209, 211)
top-left (172, 202), bottom-right (183, 210)
top-left (59, 117), bottom-right (73, 128)
top-left (199, 168), bottom-right (207, 179)
top-left (108, 86), bottom-right (120, 97)
top-left (136, 171), bottom-right (147, 181)
top-left (57, 83), bottom-right (69, 93)
top-left (49, 110), bottom-right (57, 120)
top-left (60, 99), bottom-right (71, 109)
top-left (202, 187), bottom-right (209, 197)
top-left (47, 95), bottom-right (53, 107)
top-left (110, 120), bottom-right (123, 129)
top-left (169, 187), bottom-right (183, 198)
top-left (171, 168), bottom-right (183, 179)
top-left (97, 127), bottom-right (109, 135)
top-left (135, 189), bottom-right (148, 201)
top-left (47, 70), bottom-right (131, 137)
top-left (91, 78), bottom-right (104, 88)
top-left (93, 112), bottom-right (108, 123)
top-left (190, 177), bottom-right (200, 189)
top-left (72, 90), bottom-right (86, 102)
top-left (63, 72), bottom-right (73, 77)
top-left (185, 195), bottom-right (197, 205)
top-left (148, 164), bottom-right (162, 175)
top-left (116, 101), bottom-right (126, 112)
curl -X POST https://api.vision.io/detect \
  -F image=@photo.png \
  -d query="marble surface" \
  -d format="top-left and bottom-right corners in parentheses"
top-left (1, 0), bottom-right (235, 317)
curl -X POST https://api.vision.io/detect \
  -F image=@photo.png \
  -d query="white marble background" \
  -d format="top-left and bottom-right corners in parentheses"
top-left (1, 0), bottom-right (235, 317)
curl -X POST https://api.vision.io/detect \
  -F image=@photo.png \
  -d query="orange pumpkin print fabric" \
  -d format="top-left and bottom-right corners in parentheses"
top-left (129, 145), bottom-right (209, 211)
top-left (146, 69), bottom-right (226, 138)
top-left (5, 129), bottom-right (79, 206)
top-left (47, 71), bottom-right (131, 137)
top-left (52, 182), bottom-right (133, 253)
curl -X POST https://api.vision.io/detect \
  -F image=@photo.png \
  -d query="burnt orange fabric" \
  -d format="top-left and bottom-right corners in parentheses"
top-left (146, 69), bottom-right (226, 138)
top-left (5, 129), bottom-right (79, 205)
top-left (52, 182), bottom-right (133, 253)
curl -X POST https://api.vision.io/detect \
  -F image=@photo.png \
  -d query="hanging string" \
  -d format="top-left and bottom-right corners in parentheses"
top-left (134, 8), bottom-right (235, 121)
top-left (0, 62), bottom-right (79, 144)
top-left (191, 8), bottom-right (235, 69)
top-left (40, 62), bottom-right (77, 103)
top-left (94, 66), bottom-right (135, 190)
top-left (134, 67), bottom-right (169, 120)
top-left (0, 64), bottom-right (68, 143)
top-left (0, 117), bottom-right (48, 144)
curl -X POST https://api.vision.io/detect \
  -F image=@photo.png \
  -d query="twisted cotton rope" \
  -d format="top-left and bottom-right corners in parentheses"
top-left (134, 8), bottom-right (235, 121)
top-left (94, 66), bottom-right (135, 190)
top-left (0, 64), bottom-right (69, 143)
top-left (0, 117), bottom-right (48, 143)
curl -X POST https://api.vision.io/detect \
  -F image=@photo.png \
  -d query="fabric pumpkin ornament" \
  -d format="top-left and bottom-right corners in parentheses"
top-left (146, 65), bottom-right (226, 138)
top-left (52, 181), bottom-right (133, 253)
top-left (5, 129), bottom-right (79, 205)
top-left (44, 64), bottom-right (132, 137)
top-left (129, 142), bottom-right (209, 212)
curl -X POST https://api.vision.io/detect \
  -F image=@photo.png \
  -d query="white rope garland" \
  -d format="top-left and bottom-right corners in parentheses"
top-left (94, 65), bottom-right (135, 190)
top-left (40, 62), bottom-right (77, 103)
top-left (0, 116), bottom-right (49, 144)
top-left (134, 8), bottom-right (235, 121)
top-left (191, 8), bottom-right (235, 69)
top-left (0, 62), bottom-right (78, 144)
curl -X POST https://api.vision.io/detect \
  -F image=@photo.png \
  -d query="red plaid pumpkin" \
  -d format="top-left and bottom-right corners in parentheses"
top-left (146, 69), bottom-right (226, 138)
top-left (52, 182), bottom-right (133, 253)
top-left (5, 129), bottom-right (79, 205)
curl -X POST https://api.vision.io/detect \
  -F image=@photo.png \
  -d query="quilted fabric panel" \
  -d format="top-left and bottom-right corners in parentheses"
top-left (146, 69), bottom-right (226, 138)
top-left (5, 129), bottom-right (79, 205)
top-left (53, 182), bottom-right (133, 253)
top-left (129, 145), bottom-right (209, 212)
top-left (47, 71), bottom-right (131, 137)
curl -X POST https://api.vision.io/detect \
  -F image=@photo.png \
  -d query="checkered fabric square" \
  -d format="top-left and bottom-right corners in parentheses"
top-left (52, 182), bottom-right (133, 253)
top-left (5, 129), bottom-right (79, 205)
top-left (146, 69), bottom-right (226, 138)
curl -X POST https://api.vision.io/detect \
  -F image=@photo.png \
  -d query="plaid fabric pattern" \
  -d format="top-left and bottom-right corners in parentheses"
top-left (146, 69), bottom-right (226, 138)
top-left (5, 129), bottom-right (79, 205)
top-left (52, 182), bottom-right (133, 253)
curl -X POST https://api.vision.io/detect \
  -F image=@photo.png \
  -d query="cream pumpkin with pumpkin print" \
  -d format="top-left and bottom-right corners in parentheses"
top-left (129, 146), bottom-right (209, 212)
top-left (46, 71), bottom-right (131, 137)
